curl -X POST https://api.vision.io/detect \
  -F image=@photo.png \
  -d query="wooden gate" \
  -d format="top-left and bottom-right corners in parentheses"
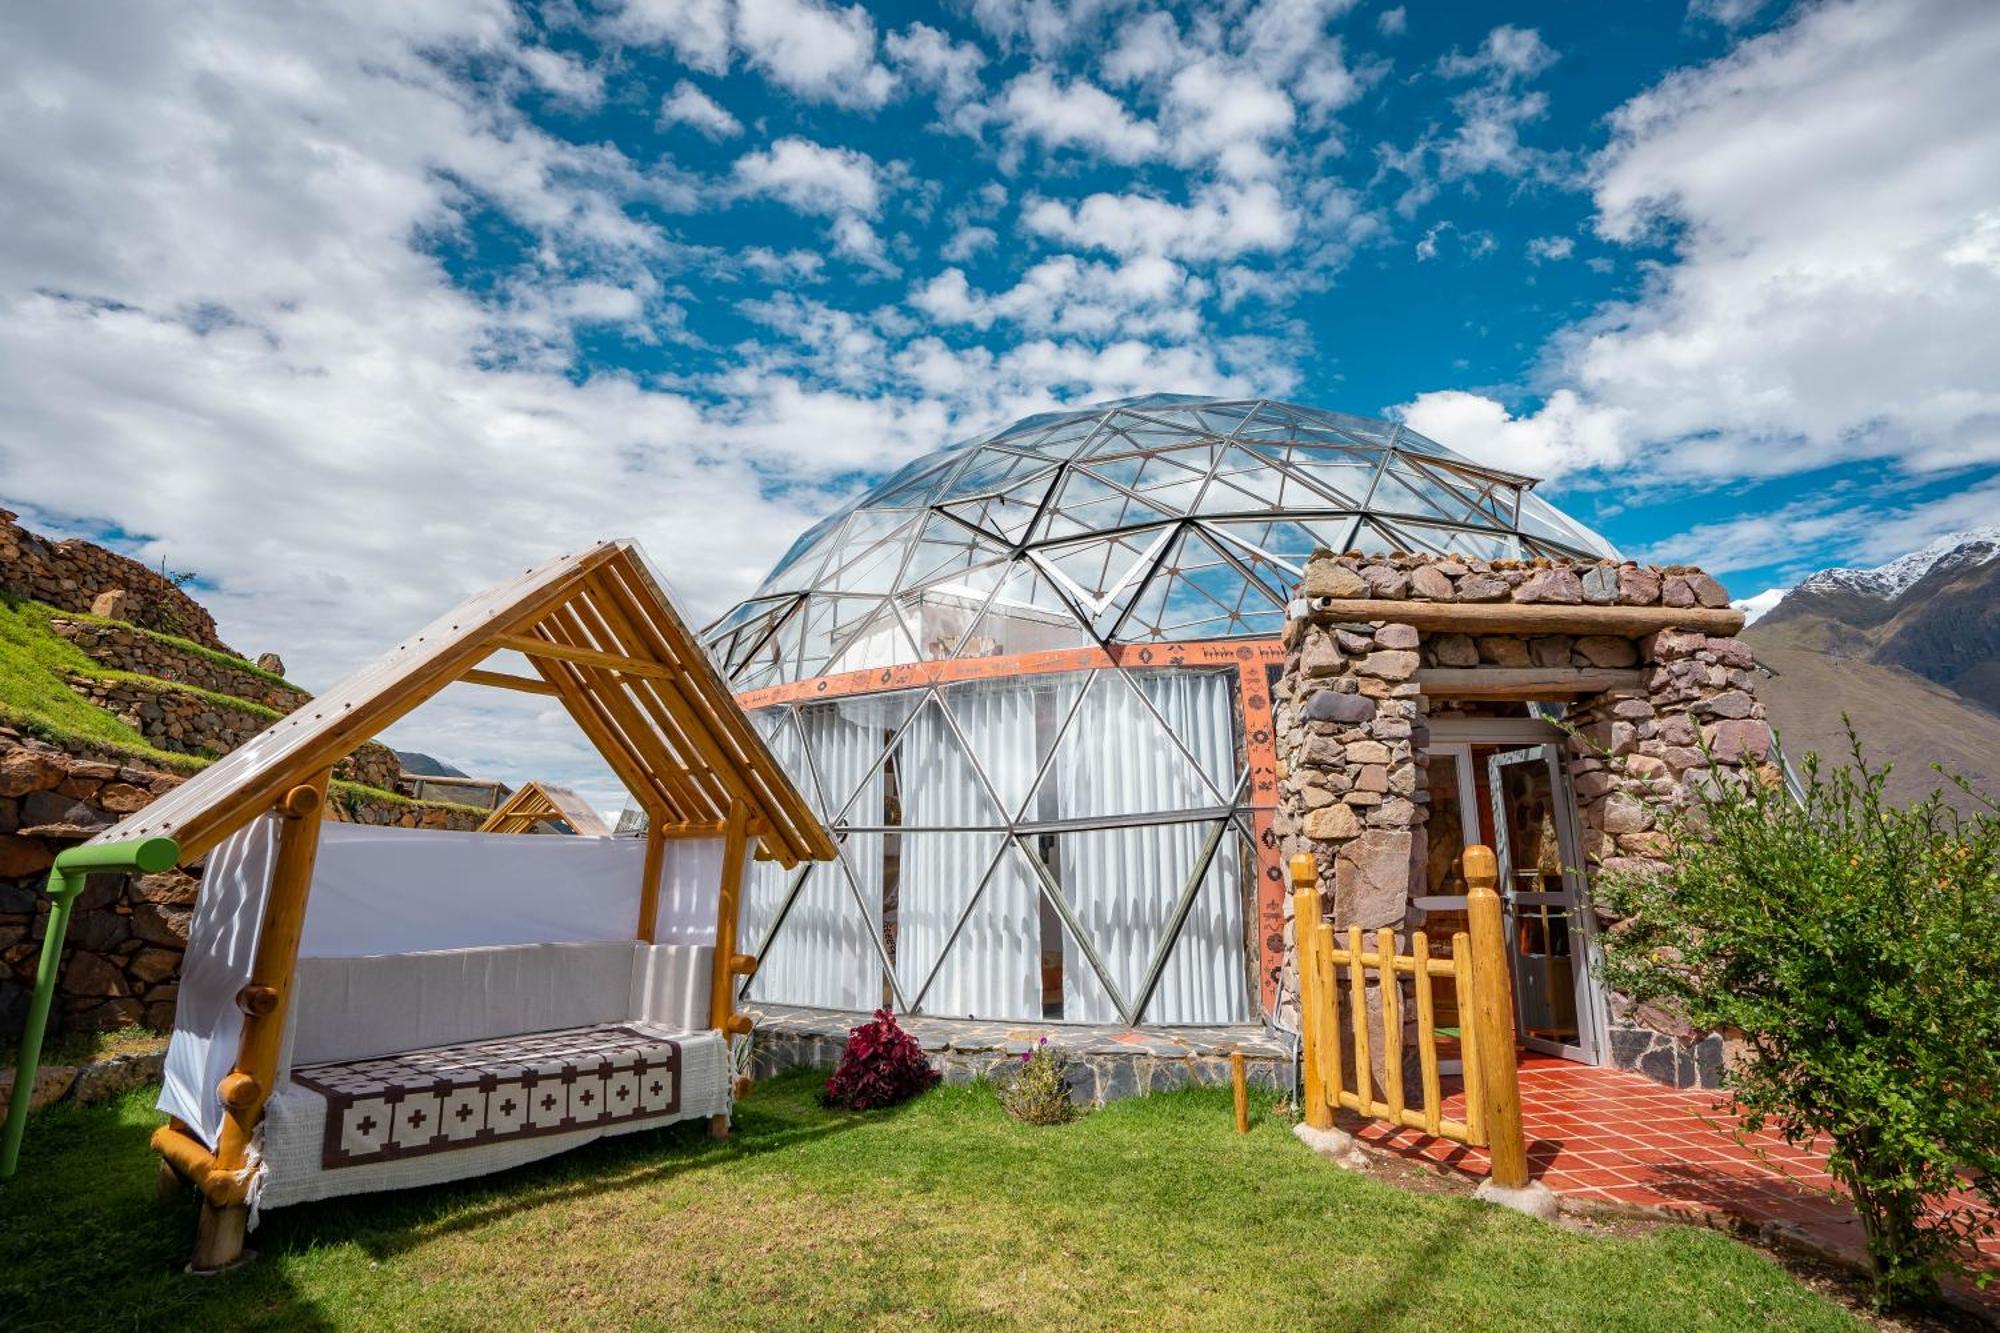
top-left (1292, 844), bottom-right (1530, 1188)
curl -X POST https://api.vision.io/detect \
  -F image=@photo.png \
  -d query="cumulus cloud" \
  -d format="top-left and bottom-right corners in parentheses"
top-left (1396, 389), bottom-right (1627, 480)
top-left (732, 137), bottom-right (881, 216)
top-left (1526, 234), bottom-right (1574, 262)
top-left (995, 67), bottom-right (1162, 164)
top-left (605, 0), bottom-right (732, 73)
top-left (1022, 182), bottom-right (1298, 260)
top-left (735, 0), bottom-right (895, 108)
top-left (885, 21), bottom-right (987, 111)
top-left (658, 79), bottom-right (742, 138)
top-left (1377, 7), bottom-right (1407, 38)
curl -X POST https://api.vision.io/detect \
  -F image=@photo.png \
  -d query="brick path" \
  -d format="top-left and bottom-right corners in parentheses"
top-left (1340, 1055), bottom-right (1997, 1302)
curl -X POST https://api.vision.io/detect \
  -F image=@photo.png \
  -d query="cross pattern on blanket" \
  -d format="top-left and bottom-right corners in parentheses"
top-left (291, 1024), bottom-right (684, 1170)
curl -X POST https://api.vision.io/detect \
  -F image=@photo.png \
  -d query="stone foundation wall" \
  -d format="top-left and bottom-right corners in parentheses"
top-left (59, 675), bottom-right (400, 789)
top-left (0, 508), bottom-right (227, 652)
top-left (1273, 550), bottom-right (1770, 1090)
top-left (0, 731), bottom-right (480, 1038)
top-left (49, 618), bottom-right (307, 711)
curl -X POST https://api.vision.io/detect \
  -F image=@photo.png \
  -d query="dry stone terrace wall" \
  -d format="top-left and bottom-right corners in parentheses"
top-left (0, 507), bottom-right (227, 651)
top-left (50, 618), bottom-right (308, 711)
top-left (1272, 550), bottom-right (1773, 1090)
top-left (0, 731), bottom-right (481, 1036)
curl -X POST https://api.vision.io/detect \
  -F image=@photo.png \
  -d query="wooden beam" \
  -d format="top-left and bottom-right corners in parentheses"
top-left (709, 800), bottom-right (754, 1140)
top-left (458, 667), bottom-right (560, 697)
top-left (1414, 667), bottom-right (1649, 699)
top-left (636, 822), bottom-right (667, 943)
top-left (1304, 597), bottom-right (1744, 636)
top-left (493, 632), bottom-right (675, 680)
top-left (521, 630), bottom-right (679, 827)
top-left (544, 606), bottom-right (709, 818)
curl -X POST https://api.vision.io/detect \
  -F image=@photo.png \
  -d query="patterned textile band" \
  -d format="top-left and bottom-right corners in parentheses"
top-left (292, 1025), bottom-right (684, 1170)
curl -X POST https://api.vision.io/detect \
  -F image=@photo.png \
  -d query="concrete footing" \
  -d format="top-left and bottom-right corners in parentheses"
top-left (1475, 1177), bottom-right (1560, 1221)
top-left (1292, 1121), bottom-right (1370, 1169)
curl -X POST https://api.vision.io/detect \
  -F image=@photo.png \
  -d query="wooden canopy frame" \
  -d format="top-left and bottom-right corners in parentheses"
top-left (477, 781), bottom-right (613, 836)
top-left (107, 539), bottom-right (834, 1271)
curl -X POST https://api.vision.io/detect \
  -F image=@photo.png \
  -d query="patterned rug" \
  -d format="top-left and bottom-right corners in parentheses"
top-left (291, 1024), bottom-right (685, 1170)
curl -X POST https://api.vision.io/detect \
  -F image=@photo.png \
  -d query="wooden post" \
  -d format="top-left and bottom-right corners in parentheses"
top-left (709, 800), bottom-right (753, 1139)
top-left (1288, 854), bottom-right (1331, 1130)
top-left (1464, 844), bottom-right (1529, 1190)
top-left (636, 821), bottom-right (667, 942)
top-left (198, 772), bottom-right (330, 1271)
top-left (1412, 932), bottom-right (1443, 1138)
top-left (1230, 1050), bottom-right (1249, 1134)
top-left (1377, 928), bottom-right (1404, 1127)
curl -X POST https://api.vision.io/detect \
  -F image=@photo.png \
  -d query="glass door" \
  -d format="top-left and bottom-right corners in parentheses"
top-left (1486, 745), bottom-right (1603, 1063)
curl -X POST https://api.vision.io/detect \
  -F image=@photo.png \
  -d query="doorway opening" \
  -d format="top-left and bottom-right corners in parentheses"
top-left (1419, 728), bottom-right (1608, 1064)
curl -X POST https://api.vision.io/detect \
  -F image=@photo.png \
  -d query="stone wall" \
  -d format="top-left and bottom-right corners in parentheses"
top-left (0, 730), bottom-right (480, 1038)
top-left (50, 618), bottom-right (307, 711)
top-left (0, 507), bottom-right (228, 652)
top-left (59, 675), bottom-right (400, 789)
top-left (1272, 550), bottom-right (1771, 1090)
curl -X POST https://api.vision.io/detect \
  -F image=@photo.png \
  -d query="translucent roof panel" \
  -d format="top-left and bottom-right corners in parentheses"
top-left (704, 396), bottom-right (1620, 687)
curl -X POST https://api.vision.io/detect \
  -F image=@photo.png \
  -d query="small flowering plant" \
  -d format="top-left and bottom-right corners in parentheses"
top-left (997, 1036), bottom-right (1080, 1125)
top-left (820, 1008), bottom-right (939, 1111)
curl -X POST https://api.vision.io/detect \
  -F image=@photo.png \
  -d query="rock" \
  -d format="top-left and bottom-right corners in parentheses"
top-left (1693, 690), bottom-right (1755, 720)
top-left (1705, 637), bottom-right (1754, 669)
top-left (1598, 794), bottom-right (1652, 835)
top-left (1334, 628), bottom-right (1375, 654)
top-left (89, 588), bottom-right (132, 619)
top-left (1303, 805), bottom-right (1361, 841)
top-left (61, 950), bottom-right (128, 997)
top-left (1360, 565), bottom-right (1410, 599)
top-left (1355, 650), bottom-right (1419, 681)
top-left (1704, 719), bottom-right (1770, 762)
top-left (1688, 572), bottom-right (1730, 608)
top-left (0, 1064), bottom-right (77, 1119)
top-left (1373, 622), bottom-right (1419, 650)
top-left (1476, 636), bottom-right (1531, 667)
top-left (1581, 565), bottom-right (1619, 605)
top-left (129, 900), bottom-right (191, 947)
top-left (95, 782), bottom-right (150, 814)
top-left (1301, 632), bottom-right (1344, 679)
top-left (129, 947), bottom-right (181, 983)
top-left (1355, 765), bottom-right (1389, 793)
top-left (1657, 714), bottom-right (1697, 746)
top-left (20, 792), bottom-right (108, 830)
top-left (133, 870), bottom-right (198, 906)
top-left (1573, 635), bottom-right (1639, 668)
top-left (1303, 563), bottom-right (1367, 599)
top-left (1617, 566), bottom-right (1662, 605)
top-left (1433, 633), bottom-right (1478, 667)
top-left (1409, 565), bottom-right (1454, 600)
top-left (1650, 629), bottom-right (1708, 661)
top-left (1345, 740), bottom-right (1391, 764)
top-left (0, 834), bottom-right (54, 879)
top-left (1334, 830), bottom-right (1413, 929)
top-left (1528, 636), bottom-right (1574, 668)
top-left (67, 1050), bottom-right (166, 1105)
top-left (1513, 568), bottom-right (1583, 604)
top-left (1303, 690), bottom-right (1375, 725)
top-left (256, 652), bottom-right (286, 676)
top-left (1456, 572), bottom-right (1509, 602)
top-left (1662, 575), bottom-right (1696, 608)
top-left (0, 748), bottom-right (64, 797)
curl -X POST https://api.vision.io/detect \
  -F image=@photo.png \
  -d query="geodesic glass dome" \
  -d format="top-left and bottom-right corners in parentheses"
top-left (702, 395), bottom-right (1617, 1029)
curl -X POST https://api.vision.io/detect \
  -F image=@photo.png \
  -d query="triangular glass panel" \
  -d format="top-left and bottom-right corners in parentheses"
top-left (755, 513), bottom-right (843, 596)
top-left (895, 514), bottom-right (1012, 594)
top-left (935, 446), bottom-right (1060, 504)
top-left (1038, 466), bottom-right (1178, 541)
top-left (960, 560), bottom-right (1098, 657)
top-left (1129, 665), bottom-right (1242, 797)
top-left (1113, 529), bottom-right (1285, 643)
top-left (795, 687), bottom-right (920, 825)
top-left (1025, 668), bottom-right (1218, 822)
top-left (893, 696), bottom-right (1009, 828)
top-left (865, 455), bottom-right (958, 508)
top-left (905, 836), bottom-right (1045, 1020)
top-left (1200, 518), bottom-right (1358, 574)
top-left (823, 597), bottom-right (922, 676)
top-left (1135, 823), bottom-right (1252, 1024)
top-left (891, 559), bottom-right (1007, 667)
top-left (740, 857), bottom-right (884, 1010)
top-left (1373, 459), bottom-right (1483, 527)
top-left (748, 705), bottom-right (825, 816)
top-left (788, 594), bottom-right (883, 679)
top-left (1076, 447), bottom-right (1213, 517)
top-left (815, 514), bottom-right (919, 595)
top-left (940, 671), bottom-right (1086, 821)
top-left (1037, 527), bottom-right (1172, 613)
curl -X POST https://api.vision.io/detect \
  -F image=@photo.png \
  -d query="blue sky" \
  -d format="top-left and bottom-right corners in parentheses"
top-left (3, 0), bottom-right (1996, 809)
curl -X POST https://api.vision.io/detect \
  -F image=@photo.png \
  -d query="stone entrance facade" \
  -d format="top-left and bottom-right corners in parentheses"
top-left (1271, 550), bottom-right (1775, 1089)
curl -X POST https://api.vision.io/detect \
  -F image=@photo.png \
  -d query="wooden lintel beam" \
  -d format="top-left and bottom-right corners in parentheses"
top-left (459, 667), bottom-right (560, 697)
top-left (1304, 597), bottom-right (1744, 637)
top-left (1414, 667), bottom-right (1649, 699)
top-left (493, 633), bottom-right (675, 680)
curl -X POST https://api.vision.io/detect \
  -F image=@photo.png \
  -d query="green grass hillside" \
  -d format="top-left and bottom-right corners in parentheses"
top-left (0, 595), bottom-right (201, 769)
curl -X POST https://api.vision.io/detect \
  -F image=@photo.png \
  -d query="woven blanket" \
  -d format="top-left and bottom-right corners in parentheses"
top-left (290, 1024), bottom-right (684, 1170)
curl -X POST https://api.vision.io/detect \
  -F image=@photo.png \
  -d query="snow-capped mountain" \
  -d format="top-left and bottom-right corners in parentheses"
top-left (1793, 527), bottom-right (2000, 602)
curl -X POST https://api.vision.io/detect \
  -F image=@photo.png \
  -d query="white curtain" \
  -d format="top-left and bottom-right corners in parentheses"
top-left (897, 683), bottom-right (1043, 1019)
top-left (746, 697), bottom-right (888, 1008)
top-left (1055, 670), bottom-right (1249, 1024)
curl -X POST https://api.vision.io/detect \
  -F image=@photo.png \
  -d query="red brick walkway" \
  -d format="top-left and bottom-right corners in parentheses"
top-left (1337, 1056), bottom-right (1997, 1297)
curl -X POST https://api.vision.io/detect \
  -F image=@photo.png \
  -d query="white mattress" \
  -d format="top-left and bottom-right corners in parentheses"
top-left (254, 1024), bottom-right (729, 1213)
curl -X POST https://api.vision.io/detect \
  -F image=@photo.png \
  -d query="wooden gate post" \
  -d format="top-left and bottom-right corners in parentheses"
top-left (1464, 845), bottom-right (1530, 1191)
top-left (1289, 853), bottom-right (1332, 1130)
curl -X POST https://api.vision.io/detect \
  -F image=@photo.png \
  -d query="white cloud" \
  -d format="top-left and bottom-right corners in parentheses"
top-left (1378, 7), bottom-right (1407, 37)
top-left (734, 0), bottom-right (895, 108)
top-left (517, 47), bottom-right (605, 107)
top-left (657, 79), bottom-right (741, 138)
top-left (885, 21), bottom-right (987, 109)
top-left (605, 0), bottom-right (732, 74)
top-left (909, 255), bottom-right (1207, 339)
top-left (1526, 234), bottom-right (1574, 263)
top-left (1437, 24), bottom-right (1558, 83)
top-left (1022, 182), bottom-right (1297, 260)
top-left (1525, 0), bottom-right (2000, 482)
top-left (732, 136), bottom-right (881, 216)
top-left (1397, 389), bottom-right (1628, 480)
top-left (1689, 0), bottom-right (1768, 29)
top-left (996, 67), bottom-right (1163, 164)
top-left (941, 224), bottom-right (997, 261)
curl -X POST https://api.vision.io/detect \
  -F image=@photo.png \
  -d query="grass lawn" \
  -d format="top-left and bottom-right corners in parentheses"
top-left (0, 1071), bottom-right (1858, 1331)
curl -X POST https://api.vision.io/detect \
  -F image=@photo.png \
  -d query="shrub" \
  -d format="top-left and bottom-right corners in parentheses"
top-left (820, 1008), bottom-right (939, 1111)
top-left (1597, 729), bottom-right (1999, 1311)
top-left (997, 1038), bottom-right (1080, 1125)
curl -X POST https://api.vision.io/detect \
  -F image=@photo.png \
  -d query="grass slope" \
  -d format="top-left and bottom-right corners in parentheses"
top-left (0, 1072), bottom-right (1856, 1331)
top-left (0, 595), bottom-right (199, 768)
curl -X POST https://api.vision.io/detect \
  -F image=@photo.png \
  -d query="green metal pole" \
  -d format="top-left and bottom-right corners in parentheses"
top-left (1, 835), bottom-right (178, 1180)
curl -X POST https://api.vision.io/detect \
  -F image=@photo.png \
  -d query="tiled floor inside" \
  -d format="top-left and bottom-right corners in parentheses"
top-left (1339, 1055), bottom-right (1997, 1299)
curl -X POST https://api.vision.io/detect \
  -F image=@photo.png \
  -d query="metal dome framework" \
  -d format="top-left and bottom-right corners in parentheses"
top-left (700, 395), bottom-right (1617, 1029)
top-left (705, 394), bottom-right (1616, 692)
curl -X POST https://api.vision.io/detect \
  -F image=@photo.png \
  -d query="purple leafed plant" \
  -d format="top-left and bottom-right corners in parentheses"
top-left (820, 1008), bottom-right (940, 1111)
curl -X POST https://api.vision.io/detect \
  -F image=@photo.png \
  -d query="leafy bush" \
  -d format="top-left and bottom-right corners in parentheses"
top-left (1597, 729), bottom-right (1999, 1310)
top-left (997, 1038), bottom-right (1080, 1125)
top-left (820, 1008), bottom-right (939, 1111)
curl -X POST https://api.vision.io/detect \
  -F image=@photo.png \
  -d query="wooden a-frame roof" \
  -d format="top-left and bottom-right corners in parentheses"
top-left (478, 781), bottom-right (612, 837)
top-left (92, 541), bottom-right (835, 867)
